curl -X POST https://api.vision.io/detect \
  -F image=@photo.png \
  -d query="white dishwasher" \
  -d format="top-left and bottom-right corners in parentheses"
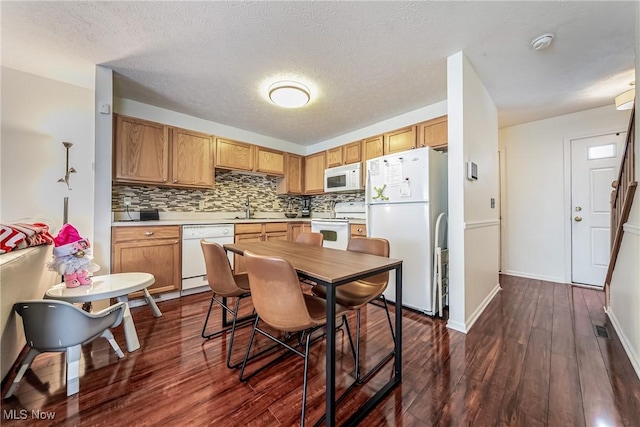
top-left (182, 224), bottom-right (234, 294)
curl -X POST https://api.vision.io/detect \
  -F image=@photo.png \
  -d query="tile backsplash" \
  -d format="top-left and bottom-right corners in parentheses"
top-left (112, 170), bottom-right (363, 215)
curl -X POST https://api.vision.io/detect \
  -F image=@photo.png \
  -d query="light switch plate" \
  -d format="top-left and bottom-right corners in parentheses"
top-left (99, 102), bottom-right (111, 114)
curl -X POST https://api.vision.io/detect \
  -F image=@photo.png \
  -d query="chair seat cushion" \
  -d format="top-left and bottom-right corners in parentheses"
top-left (303, 294), bottom-right (348, 326)
top-left (311, 281), bottom-right (387, 309)
top-left (233, 273), bottom-right (251, 292)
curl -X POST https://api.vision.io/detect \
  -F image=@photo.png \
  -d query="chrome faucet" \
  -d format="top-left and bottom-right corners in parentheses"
top-left (245, 195), bottom-right (251, 219)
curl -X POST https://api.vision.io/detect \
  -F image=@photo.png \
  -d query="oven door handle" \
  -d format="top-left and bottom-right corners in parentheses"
top-left (312, 221), bottom-right (348, 228)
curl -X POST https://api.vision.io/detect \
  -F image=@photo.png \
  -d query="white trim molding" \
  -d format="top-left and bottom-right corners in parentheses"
top-left (465, 283), bottom-right (501, 331)
top-left (623, 223), bottom-right (640, 235)
top-left (606, 307), bottom-right (640, 380)
top-left (502, 270), bottom-right (566, 284)
top-left (446, 320), bottom-right (467, 333)
top-left (464, 220), bottom-right (500, 230)
top-left (446, 283), bottom-right (501, 334)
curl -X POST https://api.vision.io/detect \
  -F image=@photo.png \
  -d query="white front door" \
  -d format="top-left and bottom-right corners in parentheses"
top-left (571, 132), bottom-right (625, 286)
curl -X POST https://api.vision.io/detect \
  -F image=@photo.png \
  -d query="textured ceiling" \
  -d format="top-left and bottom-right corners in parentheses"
top-left (2, 1), bottom-right (636, 146)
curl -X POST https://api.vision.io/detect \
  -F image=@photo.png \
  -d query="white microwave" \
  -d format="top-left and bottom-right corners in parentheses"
top-left (324, 163), bottom-right (362, 193)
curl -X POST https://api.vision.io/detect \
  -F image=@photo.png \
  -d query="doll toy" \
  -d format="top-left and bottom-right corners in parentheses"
top-left (48, 223), bottom-right (99, 288)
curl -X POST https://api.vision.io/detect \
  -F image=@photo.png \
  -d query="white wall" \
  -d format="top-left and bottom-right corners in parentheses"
top-left (1, 67), bottom-right (95, 240)
top-left (0, 67), bottom-right (95, 379)
top-left (447, 52), bottom-right (500, 333)
top-left (607, 1), bottom-right (640, 379)
top-left (1, 246), bottom-right (59, 379)
top-left (499, 106), bottom-right (630, 282)
top-left (93, 66), bottom-right (113, 271)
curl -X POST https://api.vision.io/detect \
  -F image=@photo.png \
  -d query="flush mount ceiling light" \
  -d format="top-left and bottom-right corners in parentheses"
top-left (615, 82), bottom-right (635, 110)
top-left (531, 33), bottom-right (555, 50)
top-left (268, 81), bottom-right (310, 108)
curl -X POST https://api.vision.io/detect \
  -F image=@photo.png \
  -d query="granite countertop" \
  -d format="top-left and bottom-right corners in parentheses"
top-left (111, 212), bottom-right (365, 227)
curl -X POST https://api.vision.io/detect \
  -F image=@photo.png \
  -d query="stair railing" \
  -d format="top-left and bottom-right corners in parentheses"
top-left (605, 104), bottom-right (636, 300)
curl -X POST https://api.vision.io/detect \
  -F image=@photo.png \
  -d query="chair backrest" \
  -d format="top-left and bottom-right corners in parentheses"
top-left (244, 251), bottom-right (314, 332)
top-left (295, 232), bottom-right (324, 246)
top-left (14, 300), bottom-right (122, 352)
top-left (201, 240), bottom-right (243, 296)
top-left (346, 237), bottom-right (390, 286)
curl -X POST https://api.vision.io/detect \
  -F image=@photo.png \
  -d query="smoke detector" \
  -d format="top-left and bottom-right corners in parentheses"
top-left (531, 33), bottom-right (555, 50)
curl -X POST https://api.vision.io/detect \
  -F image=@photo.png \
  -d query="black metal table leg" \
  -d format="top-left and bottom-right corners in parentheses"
top-left (325, 281), bottom-right (336, 426)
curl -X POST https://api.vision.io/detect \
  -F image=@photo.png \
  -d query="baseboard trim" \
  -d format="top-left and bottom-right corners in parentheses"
top-left (465, 283), bottom-right (501, 332)
top-left (605, 307), bottom-right (640, 380)
top-left (446, 319), bottom-right (467, 333)
top-left (623, 223), bottom-right (640, 235)
top-left (446, 283), bottom-right (501, 334)
top-left (502, 270), bottom-right (566, 284)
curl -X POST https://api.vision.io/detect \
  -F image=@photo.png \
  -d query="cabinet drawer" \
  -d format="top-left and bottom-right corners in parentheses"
top-left (264, 222), bottom-right (287, 233)
top-left (235, 223), bottom-right (263, 234)
top-left (350, 224), bottom-right (366, 237)
top-left (112, 226), bottom-right (180, 242)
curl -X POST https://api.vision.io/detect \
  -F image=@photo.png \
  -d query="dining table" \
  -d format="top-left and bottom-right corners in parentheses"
top-left (224, 240), bottom-right (403, 427)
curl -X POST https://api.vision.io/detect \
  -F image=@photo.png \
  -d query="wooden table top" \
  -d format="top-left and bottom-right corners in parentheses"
top-left (224, 240), bottom-right (402, 285)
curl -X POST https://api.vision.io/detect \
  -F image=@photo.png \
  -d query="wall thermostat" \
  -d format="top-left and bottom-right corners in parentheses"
top-left (467, 161), bottom-right (478, 180)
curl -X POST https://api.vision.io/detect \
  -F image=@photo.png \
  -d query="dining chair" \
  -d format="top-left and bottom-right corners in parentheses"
top-left (312, 237), bottom-right (395, 384)
top-left (239, 250), bottom-right (350, 426)
top-left (5, 299), bottom-right (126, 398)
top-left (295, 231), bottom-right (323, 246)
top-left (200, 240), bottom-right (254, 368)
top-left (295, 232), bottom-right (323, 289)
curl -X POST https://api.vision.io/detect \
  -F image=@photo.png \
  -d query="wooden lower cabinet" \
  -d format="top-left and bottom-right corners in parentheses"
top-left (350, 224), bottom-right (366, 239)
top-left (111, 226), bottom-right (181, 298)
top-left (234, 222), bottom-right (288, 273)
top-left (288, 222), bottom-right (311, 242)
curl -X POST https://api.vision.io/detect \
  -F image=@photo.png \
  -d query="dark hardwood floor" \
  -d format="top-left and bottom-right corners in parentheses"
top-left (2, 275), bottom-right (640, 426)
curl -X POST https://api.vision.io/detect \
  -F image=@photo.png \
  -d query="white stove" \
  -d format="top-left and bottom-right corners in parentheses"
top-left (311, 202), bottom-right (365, 249)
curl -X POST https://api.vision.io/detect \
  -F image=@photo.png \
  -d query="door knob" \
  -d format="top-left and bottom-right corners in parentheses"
top-left (574, 216), bottom-right (582, 222)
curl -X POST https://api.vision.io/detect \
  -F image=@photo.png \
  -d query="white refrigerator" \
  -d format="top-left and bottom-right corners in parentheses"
top-left (366, 147), bottom-right (447, 314)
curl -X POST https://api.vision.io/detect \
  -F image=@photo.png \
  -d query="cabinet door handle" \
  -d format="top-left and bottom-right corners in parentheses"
top-left (144, 231), bottom-right (154, 236)
top-left (173, 179), bottom-right (177, 183)
top-left (174, 240), bottom-right (179, 244)
top-left (357, 228), bottom-right (363, 233)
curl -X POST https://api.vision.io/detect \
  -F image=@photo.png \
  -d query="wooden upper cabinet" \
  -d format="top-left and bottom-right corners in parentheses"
top-left (215, 138), bottom-right (254, 171)
top-left (114, 114), bottom-right (170, 184)
top-left (304, 152), bottom-right (326, 194)
top-left (363, 135), bottom-right (384, 161)
top-left (417, 116), bottom-right (448, 149)
top-left (384, 125), bottom-right (417, 154)
top-left (326, 146), bottom-right (343, 168)
top-left (343, 141), bottom-right (362, 164)
top-left (276, 153), bottom-right (303, 195)
top-left (255, 146), bottom-right (285, 176)
top-left (327, 141), bottom-right (361, 168)
top-left (171, 128), bottom-right (215, 188)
